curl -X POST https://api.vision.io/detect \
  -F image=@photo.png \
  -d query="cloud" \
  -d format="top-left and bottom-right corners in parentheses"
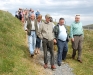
top-left (0, 0), bottom-right (93, 25)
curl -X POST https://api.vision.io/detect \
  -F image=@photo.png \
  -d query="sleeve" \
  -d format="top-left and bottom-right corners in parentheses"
top-left (53, 25), bottom-right (58, 39)
top-left (70, 24), bottom-right (74, 38)
top-left (24, 21), bottom-right (27, 31)
top-left (82, 24), bottom-right (84, 37)
top-left (37, 23), bottom-right (43, 40)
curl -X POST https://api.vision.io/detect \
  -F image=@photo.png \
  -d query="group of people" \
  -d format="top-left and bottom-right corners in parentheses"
top-left (22, 8), bottom-right (84, 70)
top-left (15, 8), bottom-right (40, 23)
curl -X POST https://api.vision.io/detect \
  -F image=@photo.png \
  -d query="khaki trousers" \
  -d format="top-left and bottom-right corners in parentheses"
top-left (72, 35), bottom-right (83, 60)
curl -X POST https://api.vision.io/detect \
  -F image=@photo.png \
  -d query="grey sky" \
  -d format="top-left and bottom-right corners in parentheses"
top-left (0, 0), bottom-right (93, 25)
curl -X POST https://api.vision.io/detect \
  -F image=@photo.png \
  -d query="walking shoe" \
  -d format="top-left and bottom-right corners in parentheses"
top-left (44, 64), bottom-right (48, 69)
top-left (51, 65), bottom-right (56, 70)
top-left (72, 56), bottom-right (75, 59)
top-left (37, 49), bottom-right (40, 54)
top-left (78, 60), bottom-right (82, 63)
top-left (58, 63), bottom-right (61, 66)
top-left (35, 49), bottom-right (38, 55)
top-left (31, 54), bottom-right (34, 58)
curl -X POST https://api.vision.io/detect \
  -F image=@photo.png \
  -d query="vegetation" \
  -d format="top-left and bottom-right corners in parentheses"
top-left (0, 10), bottom-right (93, 75)
top-left (83, 24), bottom-right (93, 29)
top-left (65, 29), bottom-right (93, 75)
top-left (0, 10), bottom-right (45, 75)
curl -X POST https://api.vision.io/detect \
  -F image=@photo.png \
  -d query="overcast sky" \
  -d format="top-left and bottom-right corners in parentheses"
top-left (0, 0), bottom-right (93, 25)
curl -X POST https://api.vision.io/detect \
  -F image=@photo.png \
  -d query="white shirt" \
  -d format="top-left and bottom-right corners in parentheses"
top-left (58, 25), bottom-right (67, 41)
top-left (24, 20), bottom-right (35, 31)
top-left (24, 21), bottom-right (27, 30)
top-left (52, 22), bottom-right (55, 28)
top-left (37, 21), bottom-right (41, 29)
top-left (31, 20), bottom-right (35, 30)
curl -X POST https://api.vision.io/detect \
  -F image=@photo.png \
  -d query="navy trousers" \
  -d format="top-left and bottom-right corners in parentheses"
top-left (36, 36), bottom-right (41, 48)
top-left (57, 39), bottom-right (68, 64)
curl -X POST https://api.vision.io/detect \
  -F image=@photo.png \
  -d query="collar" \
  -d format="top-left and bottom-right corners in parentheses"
top-left (44, 21), bottom-right (50, 24)
top-left (37, 21), bottom-right (41, 24)
top-left (58, 24), bottom-right (64, 26)
top-left (74, 21), bottom-right (80, 24)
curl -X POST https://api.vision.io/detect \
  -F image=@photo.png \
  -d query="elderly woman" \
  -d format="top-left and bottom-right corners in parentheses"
top-left (35, 14), bottom-right (43, 54)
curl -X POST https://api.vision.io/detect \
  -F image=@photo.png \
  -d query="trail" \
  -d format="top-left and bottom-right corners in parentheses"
top-left (24, 26), bottom-right (75, 75)
top-left (35, 50), bottom-right (75, 75)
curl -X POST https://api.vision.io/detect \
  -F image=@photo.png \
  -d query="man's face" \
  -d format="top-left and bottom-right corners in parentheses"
top-left (45, 17), bottom-right (50, 23)
top-left (31, 14), bottom-right (35, 20)
top-left (75, 17), bottom-right (80, 22)
top-left (59, 20), bottom-right (64, 25)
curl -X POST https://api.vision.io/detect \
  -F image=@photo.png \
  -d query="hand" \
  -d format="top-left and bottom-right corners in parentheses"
top-left (53, 39), bottom-right (57, 43)
top-left (25, 29), bottom-right (28, 31)
top-left (71, 38), bottom-right (74, 42)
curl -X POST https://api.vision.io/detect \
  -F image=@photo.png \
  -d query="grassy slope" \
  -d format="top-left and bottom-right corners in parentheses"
top-left (0, 10), bottom-right (45, 75)
top-left (0, 10), bottom-right (93, 75)
top-left (83, 24), bottom-right (93, 27)
top-left (54, 26), bottom-right (93, 75)
top-left (65, 29), bottom-right (93, 75)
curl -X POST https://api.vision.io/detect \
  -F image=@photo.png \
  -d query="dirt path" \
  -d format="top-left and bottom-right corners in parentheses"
top-left (35, 50), bottom-right (75, 75)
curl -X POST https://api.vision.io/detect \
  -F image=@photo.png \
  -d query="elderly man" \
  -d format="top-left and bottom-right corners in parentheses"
top-left (53, 18), bottom-right (68, 66)
top-left (38, 14), bottom-right (56, 70)
top-left (70, 15), bottom-right (84, 63)
top-left (25, 14), bottom-right (37, 57)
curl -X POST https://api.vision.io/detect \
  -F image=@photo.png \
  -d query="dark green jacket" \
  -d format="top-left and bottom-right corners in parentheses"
top-left (27, 19), bottom-right (38, 35)
top-left (53, 24), bottom-right (69, 42)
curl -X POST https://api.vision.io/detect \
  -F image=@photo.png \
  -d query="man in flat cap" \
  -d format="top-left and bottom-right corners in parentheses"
top-left (38, 14), bottom-right (56, 70)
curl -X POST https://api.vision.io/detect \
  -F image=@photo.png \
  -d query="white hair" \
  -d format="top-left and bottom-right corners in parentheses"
top-left (75, 15), bottom-right (80, 18)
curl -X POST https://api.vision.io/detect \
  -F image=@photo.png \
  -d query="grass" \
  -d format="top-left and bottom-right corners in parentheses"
top-left (0, 10), bottom-right (93, 75)
top-left (54, 25), bottom-right (93, 75)
top-left (0, 10), bottom-right (46, 75)
top-left (65, 30), bottom-right (93, 75)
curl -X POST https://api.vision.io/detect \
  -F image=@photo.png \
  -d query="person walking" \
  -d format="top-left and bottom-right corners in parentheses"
top-left (35, 9), bottom-right (40, 18)
top-left (70, 15), bottom-right (84, 63)
top-left (25, 14), bottom-right (38, 57)
top-left (38, 14), bottom-right (56, 70)
top-left (53, 18), bottom-right (69, 66)
top-left (35, 14), bottom-right (43, 54)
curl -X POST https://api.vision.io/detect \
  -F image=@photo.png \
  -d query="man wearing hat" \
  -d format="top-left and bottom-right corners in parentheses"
top-left (38, 14), bottom-right (56, 70)
top-left (70, 15), bottom-right (84, 63)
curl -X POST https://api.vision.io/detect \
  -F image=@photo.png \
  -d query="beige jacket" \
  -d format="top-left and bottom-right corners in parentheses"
top-left (37, 21), bottom-right (55, 41)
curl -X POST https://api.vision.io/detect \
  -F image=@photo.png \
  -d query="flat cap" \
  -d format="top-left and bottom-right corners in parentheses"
top-left (45, 14), bottom-right (51, 18)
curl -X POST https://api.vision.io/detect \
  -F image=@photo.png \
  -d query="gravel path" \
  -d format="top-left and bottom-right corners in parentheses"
top-left (36, 50), bottom-right (75, 75)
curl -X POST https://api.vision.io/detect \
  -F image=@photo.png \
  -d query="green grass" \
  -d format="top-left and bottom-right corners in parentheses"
top-left (0, 10), bottom-right (45, 75)
top-left (0, 10), bottom-right (93, 75)
top-left (54, 25), bottom-right (93, 75)
top-left (65, 30), bottom-right (93, 75)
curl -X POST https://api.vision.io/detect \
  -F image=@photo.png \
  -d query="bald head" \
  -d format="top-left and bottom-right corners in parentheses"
top-left (30, 14), bottom-right (35, 20)
top-left (75, 15), bottom-right (80, 23)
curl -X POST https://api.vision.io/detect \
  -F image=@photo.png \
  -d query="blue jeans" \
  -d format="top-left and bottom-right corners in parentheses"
top-left (28, 31), bottom-right (36, 55)
top-left (36, 36), bottom-right (41, 48)
top-left (57, 39), bottom-right (68, 64)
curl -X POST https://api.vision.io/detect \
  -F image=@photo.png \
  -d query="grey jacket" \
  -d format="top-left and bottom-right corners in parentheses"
top-left (37, 21), bottom-right (55, 41)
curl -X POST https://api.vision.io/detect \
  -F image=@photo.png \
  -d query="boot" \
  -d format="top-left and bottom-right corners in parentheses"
top-left (44, 64), bottom-right (48, 69)
top-left (51, 65), bottom-right (56, 70)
